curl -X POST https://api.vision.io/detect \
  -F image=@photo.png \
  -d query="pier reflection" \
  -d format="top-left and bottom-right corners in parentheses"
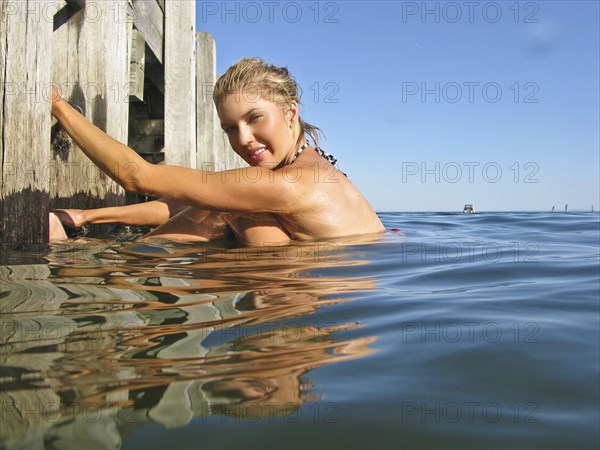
top-left (0, 238), bottom-right (379, 449)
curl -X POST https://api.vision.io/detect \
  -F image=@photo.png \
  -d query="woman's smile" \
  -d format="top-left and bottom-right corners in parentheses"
top-left (247, 146), bottom-right (269, 161)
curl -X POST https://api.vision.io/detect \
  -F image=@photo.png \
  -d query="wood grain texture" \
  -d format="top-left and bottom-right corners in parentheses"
top-left (0, 0), bottom-right (53, 245)
top-left (164, 0), bottom-right (196, 168)
top-left (50, 0), bottom-right (129, 211)
top-left (131, 0), bottom-right (164, 64)
top-left (0, 0), bottom-right (6, 178)
top-left (196, 32), bottom-right (245, 172)
top-left (129, 28), bottom-right (145, 102)
top-left (196, 32), bottom-right (218, 169)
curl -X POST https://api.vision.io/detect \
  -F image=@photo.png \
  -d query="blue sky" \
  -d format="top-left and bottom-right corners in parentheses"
top-left (198, 1), bottom-right (599, 212)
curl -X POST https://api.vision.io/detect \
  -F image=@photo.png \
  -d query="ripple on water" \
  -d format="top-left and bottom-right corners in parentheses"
top-left (0, 212), bottom-right (598, 449)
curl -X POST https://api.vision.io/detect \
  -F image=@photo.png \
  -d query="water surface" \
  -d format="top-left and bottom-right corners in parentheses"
top-left (1, 212), bottom-right (598, 449)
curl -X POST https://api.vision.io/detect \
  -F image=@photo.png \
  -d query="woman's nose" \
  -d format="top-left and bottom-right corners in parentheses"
top-left (237, 124), bottom-right (254, 147)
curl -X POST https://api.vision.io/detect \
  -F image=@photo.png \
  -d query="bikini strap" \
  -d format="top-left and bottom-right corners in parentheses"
top-left (290, 142), bottom-right (347, 177)
top-left (291, 142), bottom-right (339, 166)
top-left (290, 143), bottom-right (309, 164)
top-left (314, 146), bottom-right (337, 166)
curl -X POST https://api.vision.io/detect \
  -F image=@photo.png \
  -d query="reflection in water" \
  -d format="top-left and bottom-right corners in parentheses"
top-left (0, 237), bottom-right (380, 449)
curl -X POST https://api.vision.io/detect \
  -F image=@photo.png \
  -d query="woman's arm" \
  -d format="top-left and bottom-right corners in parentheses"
top-left (52, 92), bottom-right (148, 193)
top-left (51, 91), bottom-right (303, 214)
top-left (53, 199), bottom-right (187, 228)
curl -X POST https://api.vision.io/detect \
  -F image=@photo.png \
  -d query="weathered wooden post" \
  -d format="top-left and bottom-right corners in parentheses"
top-left (164, 0), bottom-right (196, 168)
top-left (0, 0), bottom-right (53, 248)
top-left (1, 0), bottom-right (238, 250)
top-left (196, 32), bottom-right (245, 172)
top-left (50, 0), bottom-right (129, 213)
top-left (196, 32), bottom-right (219, 170)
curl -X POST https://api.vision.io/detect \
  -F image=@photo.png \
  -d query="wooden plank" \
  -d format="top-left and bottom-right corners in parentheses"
top-left (50, 0), bottom-right (129, 212)
top-left (129, 28), bottom-right (145, 101)
top-left (0, 0), bottom-right (5, 251)
top-left (196, 32), bottom-right (218, 169)
top-left (126, 10), bottom-right (133, 98)
top-left (194, 33), bottom-right (245, 172)
top-left (131, 0), bottom-right (164, 64)
top-left (0, 1), bottom-right (6, 185)
top-left (164, 0), bottom-right (196, 168)
top-left (0, 0), bottom-right (53, 246)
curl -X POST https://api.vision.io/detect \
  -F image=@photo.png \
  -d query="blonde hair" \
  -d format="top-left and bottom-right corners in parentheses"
top-left (213, 58), bottom-right (322, 147)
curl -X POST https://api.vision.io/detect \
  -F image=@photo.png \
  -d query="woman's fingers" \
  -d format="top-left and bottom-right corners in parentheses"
top-left (51, 86), bottom-right (64, 103)
top-left (50, 86), bottom-right (65, 118)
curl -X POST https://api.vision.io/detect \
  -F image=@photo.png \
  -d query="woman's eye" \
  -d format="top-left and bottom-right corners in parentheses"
top-left (249, 114), bottom-right (262, 122)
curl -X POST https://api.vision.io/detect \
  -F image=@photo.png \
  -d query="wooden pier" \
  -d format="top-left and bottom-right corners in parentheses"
top-left (0, 0), bottom-right (242, 248)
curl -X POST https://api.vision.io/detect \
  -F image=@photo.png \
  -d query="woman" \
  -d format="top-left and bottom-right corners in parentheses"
top-left (50, 58), bottom-right (384, 245)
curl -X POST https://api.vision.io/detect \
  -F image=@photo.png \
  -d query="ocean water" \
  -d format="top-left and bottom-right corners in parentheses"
top-left (0, 212), bottom-right (598, 449)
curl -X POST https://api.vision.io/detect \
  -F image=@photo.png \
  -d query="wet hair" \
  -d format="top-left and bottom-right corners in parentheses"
top-left (213, 57), bottom-right (322, 147)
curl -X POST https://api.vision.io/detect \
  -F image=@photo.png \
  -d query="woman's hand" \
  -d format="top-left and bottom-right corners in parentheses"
top-left (50, 86), bottom-right (65, 116)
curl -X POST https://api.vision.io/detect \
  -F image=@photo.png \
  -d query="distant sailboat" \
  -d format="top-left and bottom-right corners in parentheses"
top-left (565, 204), bottom-right (568, 213)
top-left (551, 206), bottom-right (555, 212)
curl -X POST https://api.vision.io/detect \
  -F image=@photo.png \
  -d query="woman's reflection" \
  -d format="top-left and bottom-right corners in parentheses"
top-left (0, 238), bottom-right (380, 448)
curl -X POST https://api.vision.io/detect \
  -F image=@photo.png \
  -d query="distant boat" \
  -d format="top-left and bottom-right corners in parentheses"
top-left (463, 204), bottom-right (475, 214)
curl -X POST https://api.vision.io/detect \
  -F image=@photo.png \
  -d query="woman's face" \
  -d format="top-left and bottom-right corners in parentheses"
top-left (218, 90), bottom-right (300, 168)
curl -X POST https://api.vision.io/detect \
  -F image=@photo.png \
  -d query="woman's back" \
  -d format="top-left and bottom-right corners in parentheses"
top-left (273, 146), bottom-right (384, 240)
